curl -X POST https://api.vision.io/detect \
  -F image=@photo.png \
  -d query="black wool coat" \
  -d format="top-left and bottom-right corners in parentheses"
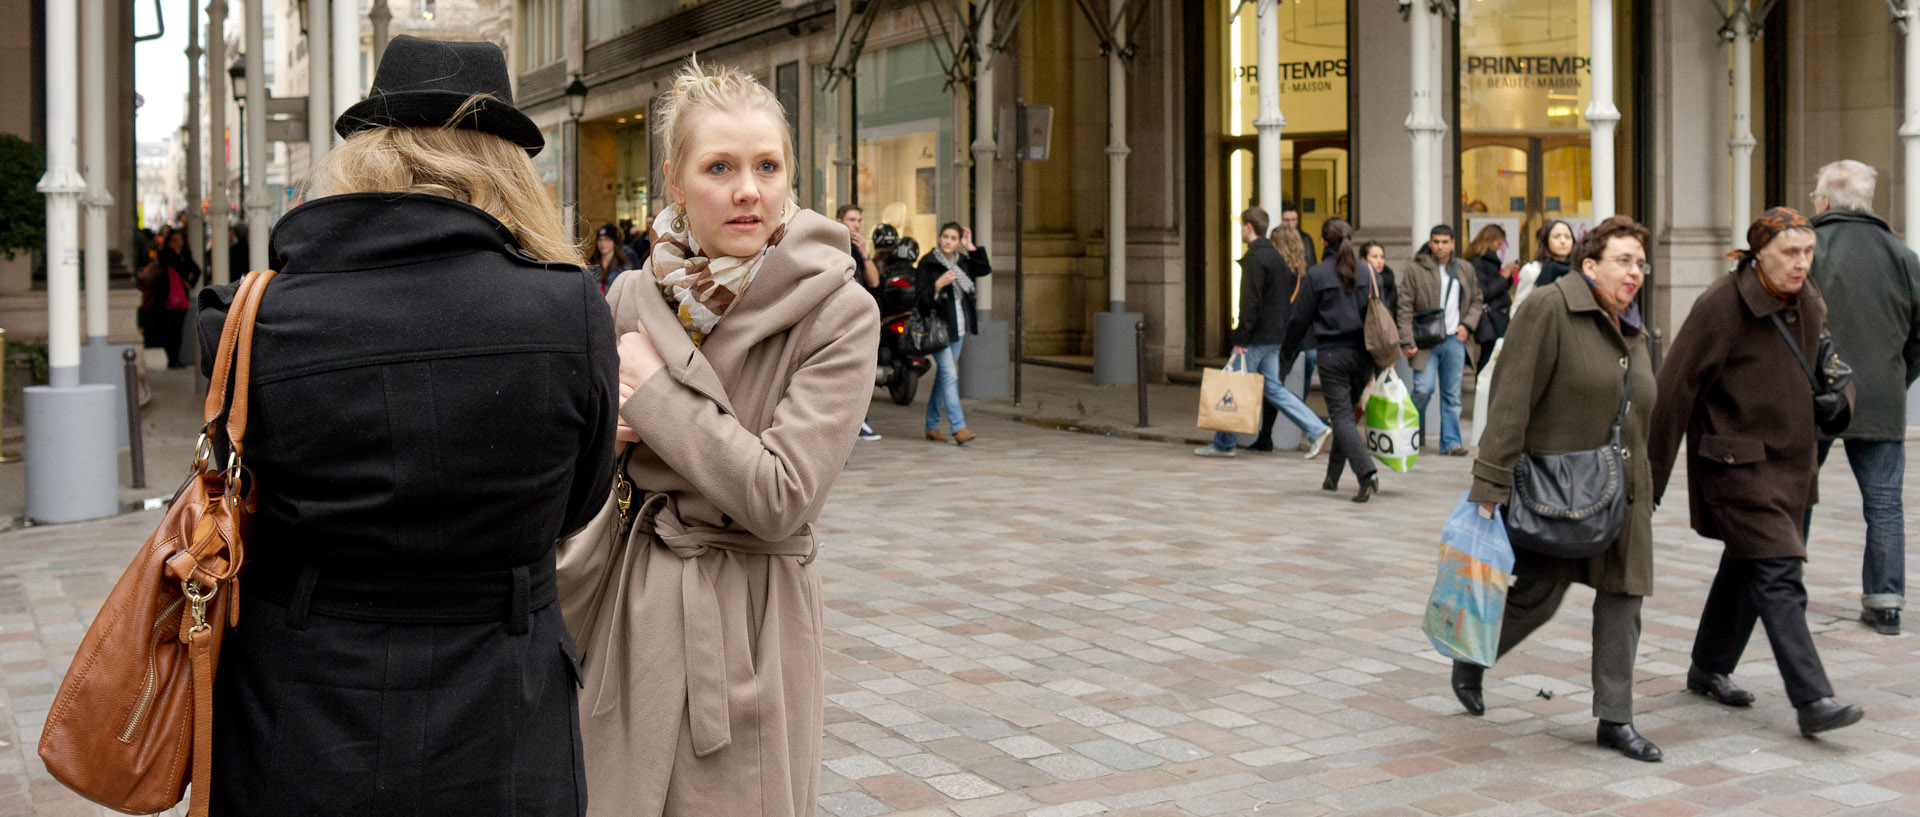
top-left (1230, 238), bottom-right (1296, 347)
top-left (916, 245), bottom-right (992, 336)
top-left (1474, 251), bottom-right (1513, 343)
top-left (1810, 209), bottom-right (1920, 440)
top-left (198, 193), bottom-right (617, 815)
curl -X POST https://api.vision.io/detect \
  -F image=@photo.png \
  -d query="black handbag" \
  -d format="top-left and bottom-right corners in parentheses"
top-left (1769, 313), bottom-right (1853, 436)
top-left (1412, 309), bottom-right (1447, 349)
top-left (1504, 352), bottom-right (1633, 560)
top-left (903, 311), bottom-right (954, 356)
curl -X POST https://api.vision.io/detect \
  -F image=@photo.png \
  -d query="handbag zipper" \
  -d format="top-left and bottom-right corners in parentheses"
top-left (119, 595), bottom-right (187, 743)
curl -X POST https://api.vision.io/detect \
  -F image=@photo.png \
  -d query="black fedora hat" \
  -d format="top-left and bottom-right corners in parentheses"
top-left (335, 35), bottom-right (544, 157)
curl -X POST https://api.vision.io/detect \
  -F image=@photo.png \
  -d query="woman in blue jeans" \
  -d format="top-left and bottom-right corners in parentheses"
top-left (917, 221), bottom-right (991, 445)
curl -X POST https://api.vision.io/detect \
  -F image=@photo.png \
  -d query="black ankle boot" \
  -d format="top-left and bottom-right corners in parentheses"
top-left (1322, 475), bottom-right (1339, 492)
top-left (1450, 661), bottom-right (1484, 716)
top-left (1596, 721), bottom-right (1663, 762)
top-left (1352, 473), bottom-right (1378, 503)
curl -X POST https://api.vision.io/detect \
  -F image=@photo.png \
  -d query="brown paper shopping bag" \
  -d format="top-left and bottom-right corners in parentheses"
top-left (1197, 351), bottom-right (1264, 435)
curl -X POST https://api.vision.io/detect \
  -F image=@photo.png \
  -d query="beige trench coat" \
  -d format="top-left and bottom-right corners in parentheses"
top-left (559, 209), bottom-right (879, 817)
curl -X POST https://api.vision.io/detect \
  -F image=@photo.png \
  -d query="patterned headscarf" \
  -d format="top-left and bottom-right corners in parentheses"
top-left (649, 201), bottom-right (796, 347)
top-left (1725, 206), bottom-right (1813, 269)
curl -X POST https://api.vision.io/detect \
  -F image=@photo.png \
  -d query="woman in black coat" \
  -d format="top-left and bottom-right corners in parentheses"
top-left (1284, 222), bottom-right (1379, 502)
top-left (1467, 224), bottom-right (1514, 370)
top-left (200, 38), bottom-right (616, 816)
top-left (138, 229), bottom-right (201, 368)
top-left (916, 221), bottom-right (991, 445)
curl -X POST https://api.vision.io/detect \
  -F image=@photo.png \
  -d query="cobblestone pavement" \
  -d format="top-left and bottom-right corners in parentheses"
top-left (4, 395), bottom-right (1919, 816)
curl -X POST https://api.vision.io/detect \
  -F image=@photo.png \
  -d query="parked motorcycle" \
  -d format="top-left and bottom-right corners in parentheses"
top-left (871, 231), bottom-right (931, 405)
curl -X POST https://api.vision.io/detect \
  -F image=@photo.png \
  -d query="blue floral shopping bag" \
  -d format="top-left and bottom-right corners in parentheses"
top-left (1421, 491), bottom-right (1516, 668)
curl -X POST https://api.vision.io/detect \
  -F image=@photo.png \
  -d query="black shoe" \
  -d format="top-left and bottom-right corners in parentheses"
top-left (1596, 720), bottom-right (1663, 762)
top-left (1322, 475), bottom-right (1339, 492)
top-left (1351, 473), bottom-right (1378, 503)
top-left (1450, 661), bottom-right (1485, 716)
top-left (1686, 665), bottom-right (1756, 707)
top-left (1796, 697), bottom-right (1865, 737)
top-left (1862, 607), bottom-right (1901, 635)
top-left (1248, 440), bottom-right (1275, 453)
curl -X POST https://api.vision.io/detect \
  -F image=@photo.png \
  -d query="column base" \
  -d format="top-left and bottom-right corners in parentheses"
top-left (24, 383), bottom-right (121, 524)
top-left (958, 312), bottom-right (1009, 399)
top-left (79, 337), bottom-right (132, 447)
top-left (1092, 311), bottom-right (1144, 386)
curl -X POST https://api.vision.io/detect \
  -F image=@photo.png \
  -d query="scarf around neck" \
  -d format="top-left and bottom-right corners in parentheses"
top-left (934, 248), bottom-right (975, 296)
top-left (649, 202), bottom-right (795, 347)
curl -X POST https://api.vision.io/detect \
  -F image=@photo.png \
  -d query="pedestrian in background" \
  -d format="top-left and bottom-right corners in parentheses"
top-left (1462, 215), bottom-right (1661, 762)
top-left (1467, 223), bottom-right (1515, 371)
top-left (1282, 199), bottom-right (1317, 267)
top-left (1397, 224), bottom-right (1483, 456)
top-left (1195, 207), bottom-right (1330, 459)
top-left (137, 227), bottom-right (199, 369)
top-left (1649, 207), bottom-right (1865, 738)
top-left (592, 222), bottom-right (635, 292)
top-left (1512, 219), bottom-right (1576, 308)
top-left (587, 57), bottom-right (880, 816)
top-left (1245, 222), bottom-right (1312, 453)
top-left (918, 220), bottom-right (990, 445)
top-left (839, 203), bottom-right (883, 442)
top-left (1284, 221), bottom-right (1379, 501)
top-left (202, 36), bottom-right (615, 814)
top-left (1806, 159), bottom-right (1920, 636)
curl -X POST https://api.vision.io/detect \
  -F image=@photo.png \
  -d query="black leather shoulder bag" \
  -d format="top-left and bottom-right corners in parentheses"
top-left (1505, 349), bottom-right (1632, 560)
top-left (1768, 313), bottom-right (1853, 437)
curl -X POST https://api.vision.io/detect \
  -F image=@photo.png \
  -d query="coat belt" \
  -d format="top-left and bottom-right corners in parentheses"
top-left (635, 495), bottom-right (816, 758)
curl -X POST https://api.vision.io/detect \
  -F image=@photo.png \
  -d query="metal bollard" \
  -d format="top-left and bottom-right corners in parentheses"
top-left (1649, 328), bottom-right (1664, 371)
top-left (123, 348), bottom-right (145, 489)
top-left (1134, 320), bottom-right (1150, 428)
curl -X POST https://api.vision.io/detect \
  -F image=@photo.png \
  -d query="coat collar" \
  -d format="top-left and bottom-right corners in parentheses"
top-left (1551, 274), bottom-right (1632, 351)
top-left (1733, 267), bottom-right (1793, 318)
top-left (631, 208), bottom-right (857, 411)
top-left (268, 192), bottom-right (576, 273)
top-left (1809, 209), bottom-right (1891, 232)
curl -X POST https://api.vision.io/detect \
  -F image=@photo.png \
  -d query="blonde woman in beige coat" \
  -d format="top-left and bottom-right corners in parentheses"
top-left (562, 60), bottom-right (879, 817)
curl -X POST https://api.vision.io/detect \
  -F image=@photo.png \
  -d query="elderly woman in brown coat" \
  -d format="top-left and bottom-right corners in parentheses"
top-left (563, 59), bottom-right (879, 816)
top-left (1648, 207), bottom-right (1864, 739)
top-left (1458, 216), bottom-right (1661, 762)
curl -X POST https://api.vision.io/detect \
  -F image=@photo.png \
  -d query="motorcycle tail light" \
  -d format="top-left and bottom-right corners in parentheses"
top-left (888, 277), bottom-right (913, 288)
top-left (888, 322), bottom-right (906, 334)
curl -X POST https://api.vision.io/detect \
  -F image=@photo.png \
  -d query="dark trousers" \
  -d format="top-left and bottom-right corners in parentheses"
top-left (1497, 575), bottom-right (1643, 722)
top-left (1691, 552), bottom-right (1834, 707)
top-left (1316, 346), bottom-right (1377, 485)
top-left (142, 307), bottom-right (187, 367)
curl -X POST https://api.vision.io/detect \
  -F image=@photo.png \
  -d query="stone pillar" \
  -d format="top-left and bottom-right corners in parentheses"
top-left (1092, 0), bottom-right (1140, 386)
top-left (1728, 0), bottom-right (1755, 246)
top-left (80, 0), bottom-right (129, 446)
top-left (210, 0), bottom-right (230, 287)
top-left (960, 7), bottom-right (1009, 398)
top-left (308, 0), bottom-right (331, 185)
top-left (1589, 0), bottom-right (1621, 219)
top-left (1254, 0), bottom-right (1283, 220)
top-left (1903, 0), bottom-right (1919, 252)
top-left (245, 0), bottom-right (269, 274)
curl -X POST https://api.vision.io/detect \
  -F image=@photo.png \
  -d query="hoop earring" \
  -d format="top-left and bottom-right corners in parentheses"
top-left (671, 208), bottom-right (688, 234)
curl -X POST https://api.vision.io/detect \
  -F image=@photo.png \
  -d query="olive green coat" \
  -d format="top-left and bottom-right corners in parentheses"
top-left (1470, 275), bottom-right (1657, 596)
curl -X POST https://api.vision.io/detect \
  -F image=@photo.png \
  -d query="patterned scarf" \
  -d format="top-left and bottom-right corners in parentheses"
top-left (649, 202), bottom-right (796, 347)
top-left (933, 248), bottom-right (974, 296)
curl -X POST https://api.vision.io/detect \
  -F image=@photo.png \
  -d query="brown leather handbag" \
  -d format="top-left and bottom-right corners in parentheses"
top-left (38, 269), bottom-right (276, 817)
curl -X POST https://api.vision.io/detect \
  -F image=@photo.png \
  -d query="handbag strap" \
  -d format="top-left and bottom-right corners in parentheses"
top-left (1367, 266), bottom-right (1381, 300)
top-left (1768, 312), bottom-right (1824, 394)
top-left (1608, 341), bottom-right (1634, 443)
top-left (200, 270), bottom-right (279, 455)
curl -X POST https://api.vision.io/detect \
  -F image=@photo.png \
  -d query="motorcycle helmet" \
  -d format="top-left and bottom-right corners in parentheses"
top-left (894, 236), bottom-right (921, 263)
top-left (870, 223), bottom-right (899, 254)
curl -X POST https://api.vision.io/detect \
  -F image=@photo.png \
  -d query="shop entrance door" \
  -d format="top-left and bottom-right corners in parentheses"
top-left (1460, 134), bottom-right (1591, 261)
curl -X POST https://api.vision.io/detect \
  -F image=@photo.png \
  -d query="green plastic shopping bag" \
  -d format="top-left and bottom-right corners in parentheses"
top-left (1364, 369), bottom-right (1421, 472)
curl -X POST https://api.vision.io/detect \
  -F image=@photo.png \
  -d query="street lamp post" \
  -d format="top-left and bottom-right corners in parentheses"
top-left (563, 75), bottom-right (588, 241)
top-left (230, 57), bottom-right (247, 220)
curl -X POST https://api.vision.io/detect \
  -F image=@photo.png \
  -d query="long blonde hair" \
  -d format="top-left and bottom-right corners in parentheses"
top-left (307, 97), bottom-right (582, 265)
top-left (655, 57), bottom-right (796, 195)
top-left (1269, 225), bottom-right (1307, 280)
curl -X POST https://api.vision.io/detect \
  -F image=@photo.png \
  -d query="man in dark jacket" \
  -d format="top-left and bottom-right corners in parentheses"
top-left (1807, 159), bottom-right (1920, 635)
top-left (1196, 207), bottom-right (1331, 458)
top-left (1282, 200), bottom-right (1317, 267)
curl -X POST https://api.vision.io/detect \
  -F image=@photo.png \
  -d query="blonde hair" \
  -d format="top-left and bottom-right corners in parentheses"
top-left (655, 57), bottom-right (795, 192)
top-left (306, 96), bottom-right (582, 265)
top-left (1269, 225), bottom-right (1307, 278)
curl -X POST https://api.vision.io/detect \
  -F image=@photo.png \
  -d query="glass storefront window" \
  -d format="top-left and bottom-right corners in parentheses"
top-left (811, 41), bottom-right (954, 249)
top-left (533, 125), bottom-right (561, 208)
top-left (587, 0), bottom-right (705, 44)
top-left (614, 121), bottom-right (650, 227)
top-left (1459, 0), bottom-right (1594, 260)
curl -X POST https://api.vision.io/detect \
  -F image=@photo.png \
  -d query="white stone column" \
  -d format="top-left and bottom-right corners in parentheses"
top-left (245, 0), bottom-right (269, 274)
top-left (959, 4), bottom-right (1009, 399)
top-left (834, 0), bottom-right (855, 209)
top-left (370, 0), bottom-right (392, 67)
top-left (1255, 0), bottom-right (1284, 220)
top-left (308, 0), bottom-right (331, 184)
top-left (1092, 0), bottom-right (1138, 386)
top-left (1728, 0), bottom-right (1755, 246)
top-left (185, 3), bottom-right (204, 268)
top-left (209, 0), bottom-right (230, 286)
top-left (1588, 0), bottom-right (1621, 220)
top-left (81, 0), bottom-right (112, 345)
top-left (1405, 1), bottom-right (1444, 246)
top-left (334, 0), bottom-right (359, 125)
top-left (1903, 0), bottom-right (1919, 251)
top-left (26, 0), bottom-right (118, 523)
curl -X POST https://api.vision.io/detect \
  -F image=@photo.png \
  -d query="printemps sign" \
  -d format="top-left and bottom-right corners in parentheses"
top-left (1227, 0), bottom-right (1348, 135)
top-left (1459, 0), bottom-right (1591, 132)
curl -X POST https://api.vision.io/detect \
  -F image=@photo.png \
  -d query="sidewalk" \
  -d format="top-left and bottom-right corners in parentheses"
top-left (0, 365), bottom-right (205, 529)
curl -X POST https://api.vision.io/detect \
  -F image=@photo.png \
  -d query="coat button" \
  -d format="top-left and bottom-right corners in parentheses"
top-left (1723, 453), bottom-right (1736, 464)
top-left (1619, 356), bottom-right (1629, 369)
top-left (1621, 448), bottom-right (1631, 459)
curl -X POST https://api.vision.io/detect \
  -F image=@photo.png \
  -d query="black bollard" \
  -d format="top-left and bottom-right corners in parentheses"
top-left (123, 348), bottom-right (145, 489)
top-left (1134, 320), bottom-right (1149, 428)
top-left (1649, 328), bottom-right (1664, 371)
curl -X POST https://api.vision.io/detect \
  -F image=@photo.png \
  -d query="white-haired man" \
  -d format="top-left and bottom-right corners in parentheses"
top-left (1808, 159), bottom-right (1920, 635)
